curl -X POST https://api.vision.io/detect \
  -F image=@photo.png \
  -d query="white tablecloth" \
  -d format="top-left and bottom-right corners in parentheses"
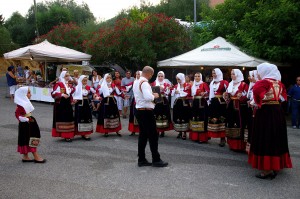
top-left (29, 86), bottom-right (54, 102)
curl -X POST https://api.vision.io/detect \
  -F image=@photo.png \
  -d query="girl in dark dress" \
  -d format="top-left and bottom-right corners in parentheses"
top-left (73, 75), bottom-right (93, 140)
top-left (224, 69), bottom-right (249, 151)
top-left (51, 71), bottom-right (76, 142)
top-left (96, 73), bottom-right (122, 137)
top-left (15, 86), bottom-right (45, 163)
top-left (208, 68), bottom-right (229, 147)
top-left (189, 72), bottom-right (210, 143)
top-left (151, 71), bottom-right (173, 138)
top-left (171, 73), bottom-right (191, 140)
top-left (128, 71), bottom-right (142, 136)
top-left (248, 63), bottom-right (292, 179)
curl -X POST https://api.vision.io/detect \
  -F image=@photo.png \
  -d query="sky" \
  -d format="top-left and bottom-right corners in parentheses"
top-left (0, 0), bottom-right (161, 21)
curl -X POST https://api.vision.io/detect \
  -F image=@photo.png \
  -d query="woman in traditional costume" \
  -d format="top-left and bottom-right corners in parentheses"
top-left (208, 68), bottom-right (229, 147)
top-left (73, 75), bottom-right (93, 140)
top-left (245, 70), bottom-right (258, 153)
top-left (189, 72), bottom-right (210, 143)
top-left (224, 69), bottom-right (248, 151)
top-left (51, 71), bottom-right (75, 142)
top-left (91, 70), bottom-right (102, 90)
top-left (248, 63), bottom-right (292, 179)
top-left (96, 73), bottom-right (122, 137)
top-left (171, 73), bottom-right (191, 140)
top-left (113, 71), bottom-right (124, 116)
top-left (15, 86), bottom-right (46, 163)
top-left (151, 71), bottom-right (173, 138)
top-left (128, 71), bottom-right (142, 136)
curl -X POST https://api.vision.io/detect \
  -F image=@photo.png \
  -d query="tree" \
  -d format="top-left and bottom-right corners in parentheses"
top-left (0, 14), bottom-right (4, 25)
top-left (0, 26), bottom-right (18, 55)
top-left (84, 13), bottom-right (191, 70)
top-left (38, 22), bottom-right (86, 52)
top-left (196, 0), bottom-right (300, 64)
top-left (4, 12), bottom-right (28, 46)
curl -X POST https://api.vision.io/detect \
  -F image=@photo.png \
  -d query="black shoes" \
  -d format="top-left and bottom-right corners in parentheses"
top-left (22, 159), bottom-right (34, 163)
top-left (116, 132), bottom-right (122, 137)
top-left (129, 132), bottom-right (135, 136)
top-left (82, 136), bottom-right (91, 140)
top-left (34, 159), bottom-right (47, 164)
top-left (152, 160), bottom-right (168, 167)
top-left (176, 132), bottom-right (182, 139)
top-left (255, 171), bottom-right (277, 180)
top-left (138, 159), bottom-right (152, 167)
top-left (65, 138), bottom-right (72, 142)
top-left (159, 132), bottom-right (165, 138)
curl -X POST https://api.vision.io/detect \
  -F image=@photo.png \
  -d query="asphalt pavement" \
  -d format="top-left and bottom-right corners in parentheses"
top-left (0, 77), bottom-right (299, 199)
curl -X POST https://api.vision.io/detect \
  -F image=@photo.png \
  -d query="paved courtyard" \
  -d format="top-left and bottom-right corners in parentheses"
top-left (0, 77), bottom-right (299, 199)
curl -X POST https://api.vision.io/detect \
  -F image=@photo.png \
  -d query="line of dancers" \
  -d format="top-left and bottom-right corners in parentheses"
top-left (15, 63), bottom-right (292, 178)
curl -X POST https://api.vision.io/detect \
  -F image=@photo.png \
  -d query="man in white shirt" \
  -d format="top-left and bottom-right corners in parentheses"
top-left (133, 66), bottom-right (168, 167)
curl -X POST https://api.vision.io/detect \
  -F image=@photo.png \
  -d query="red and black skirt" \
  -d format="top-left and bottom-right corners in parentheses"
top-left (248, 104), bottom-right (292, 171)
top-left (52, 97), bottom-right (75, 139)
top-left (189, 97), bottom-right (209, 142)
top-left (207, 97), bottom-right (226, 138)
top-left (154, 96), bottom-right (173, 132)
top-left (128, 98), bottom-right (139, 133)
top-left (225, 99), bottom-right (247, 151)
top-left (173, 97), bottom-right (190, 132)
top-left (75, 98), bottom-right (93, 136)
top-left (18, 116), bottom-right (40, 154)
top-left (96, 96), bottom-right (121, 133)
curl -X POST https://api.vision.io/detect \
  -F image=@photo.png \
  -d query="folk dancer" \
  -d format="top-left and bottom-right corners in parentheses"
top-left (208, 68), bottom-right (229, 147)
top-left (51, 71), bottom-right (75, 142)
top-left (171, 73), bottom-right (191, 140)
top-left (189, 72), bottom-right (210, 143)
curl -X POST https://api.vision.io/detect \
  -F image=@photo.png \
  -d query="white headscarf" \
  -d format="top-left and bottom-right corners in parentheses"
top-left (73, 75), bottom-right (87, 100)
top-left (247, 70), bottom-right (255, 99)
top-left (155, 71), bottom-right (165, 86)
top-left (192, 73), bottom-right (203, 96)
top-left (100, 73), bottom-right (112, 98)
top-left (14, 86), bottom-right (34, 114)
top-left (227, 69), bottom-right (244, 93)
top-left (253, 70), bottom-right (259, 81)
top-left (257, 63), bottom-right (280, 80)
top-left (209, 68), bottom-right (223, 100)
top-left (176, 73), bottom-right (185, 91)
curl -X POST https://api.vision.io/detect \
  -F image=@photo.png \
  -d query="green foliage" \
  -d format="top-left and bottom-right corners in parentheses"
top-left (196, 0), bottom-right (300, 64)
top-left (84, 13), bottom-right (191, 70)
top-left (0, 26), bottom-right (18, 55)
top-left (0, 14), bottom-right (4, 25)
top-left (38, 22), bottom-right (86, 52)
top-left (4, 12), bottom-right (28, 46)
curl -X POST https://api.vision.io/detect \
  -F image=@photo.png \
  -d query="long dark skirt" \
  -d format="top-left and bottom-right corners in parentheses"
top-left (173, 98), bottom-right (190, 132)
top-left (248, 104), bottom-right (292, 171)
top-left (128, 98), bottom-right (139, 133)
top-left (189, 97), bottom-right (209, 142)
top-left (17, 116), bottom-right (40, 154)
top-left (247, 106), bottom-right (254, 144)
top-left (75, 98), bottom-right (93, 136)
top-left (52, 97), bottom-right (75, 139)
top-left (154, 97), bottom-right (173, 132)
top-left (207, 97), bottom-right (226, 138)
top-left (226, 100), bottom-right (247, 151)
top-left (96, 96), bottom-right (121, 133)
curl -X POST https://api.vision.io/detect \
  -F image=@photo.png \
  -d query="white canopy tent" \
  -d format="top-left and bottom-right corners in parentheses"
top-left (157, 37), bottom-right (266, 68)
top-left (3, 40), bottom-right (91, 62)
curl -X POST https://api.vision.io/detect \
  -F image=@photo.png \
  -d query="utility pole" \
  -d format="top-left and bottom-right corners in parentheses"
top-left (194, 0), bottom-right (197, 23)
top-left (34, 0), bottom-right (40, 39)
